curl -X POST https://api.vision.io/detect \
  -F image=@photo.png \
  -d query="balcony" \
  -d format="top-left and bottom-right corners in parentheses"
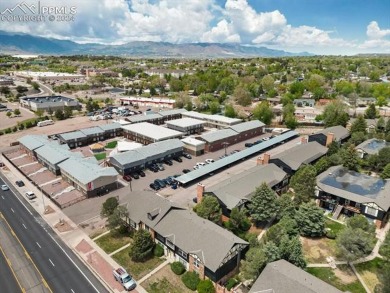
top-left (343, 205), bottom-right (361, 213)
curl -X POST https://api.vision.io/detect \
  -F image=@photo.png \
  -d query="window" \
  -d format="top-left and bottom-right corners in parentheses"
top-left (193, 258), bottom-right (200, 268)
top-left (177, 248), bottom-right (187, 260)
top-left (365, 206), bottom-right (378, 217)
top-left (355, 203), bottom-right (361, 209)
top-left (166, 239), bottom-right (175, 250)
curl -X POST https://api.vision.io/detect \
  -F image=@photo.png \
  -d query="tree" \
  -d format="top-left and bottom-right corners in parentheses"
top-left (0, 86), bottom-right (10, 95)
top-left (129, 229), bottom-right (154, 262)
top-left (6, 111), bottom-right (11, 118)
top-left (225, 207), bottom-right (251, 235)
top-left (197, 279), bottom-right (215, 293)
top-left (261, 75), bottom-right (275, 93)
top-left (381, 163), bottom-right (390, 179)
top-left (340, 145), bottom-right (359, 171)
top-left (350, 115), bottom-right (367, 134)
top-left (284, 113), bottom-right (298, 129)
top-left (347, 215), bottom-right (375, 234)
top-left (209, 101), bottom-right (220, 114)
top-left (376, 117), bottom-right (385, 133)
top-left (185, 101), bottom-right (193, 111)
top-left (279, 235), bottom-right (306, 269)
top-left (248, 183), bottom-right (279, 224)
top-left (314, 157), bottom-right (331, 175)
top-left (224, 104), bottom-right (237, 118)
top-left (276, 193), bottom-right (296, 220)
top-left (289, 81), bottom-right (305, 97)
top-left (13, 109), bottom-right (21, 116)
top-left (101, 197), bottom-right (119, 217)
top-left (263, 241), bottom-right (281, 264)
top-left (252, 101), bottom-right (274, 125)
top-left (31, 82), bottom-right (40, 91)
top-left (295, 203), bottom-right (325, 237)
top-left (378, 147), bottom-right (390, 170)
top-left (16, 85), bottom-right (28, 93)
top-left (54, 109), bottom-right (65, 120)
top-left (195, 196), bottom-right (221, 224)
top-left (322, 100), bottom-right (349, 127)
top-left (240, 246), bottom-right (266, 280)
top-left (328, 141), bottom-right (340, 156)
top-left (107, 205), bottom-right (129, 230)
top-left (47, 107), bottom-right (53, 118)
top-left (234, 85), bottom-right (252, 106)
top-left (365, 103), bottom-right (377, 119)
top-left (63, 106), bottom-right (73, 119)
top-left (336, 227), bottom-right (376, 262)
top-left (349, 132), bottom-right (367, 146)
top-left (290, 165), bottom-right (317, 204)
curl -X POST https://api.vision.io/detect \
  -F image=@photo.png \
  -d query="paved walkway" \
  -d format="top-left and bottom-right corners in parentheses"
top-left (0, 157), bottom-right (148, 293)
top-left (137, 260), bottom-right (170, 284)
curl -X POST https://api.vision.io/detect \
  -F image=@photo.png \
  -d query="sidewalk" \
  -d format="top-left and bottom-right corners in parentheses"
top-left (0, 157), bottom-right (148, 293)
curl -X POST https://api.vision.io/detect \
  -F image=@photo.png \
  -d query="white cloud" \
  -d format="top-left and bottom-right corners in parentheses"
top-left (366, 21), bottom-right (390, 39)
top-left (359, 21), bottom-right (390, 51)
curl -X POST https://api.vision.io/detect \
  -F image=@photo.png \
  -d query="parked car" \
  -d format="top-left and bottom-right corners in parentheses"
top-left (123, 175), bottom-right (132, 182)
top-left (1, 184), bottom-right (9, 191)
top-left (193, 165), bottom-right (199, 170)
top-left (196, 162), bottom-right (206, 167)
top-left (157, 163), bottom-right (165, 171)
top-left (173, 156), bottom-right (182, 162)
top-left (182, 169), bottom-right (191, 174)
top-left (262, 137), bottom-right (270, 141)
top-left (182, 153), bottom-right (192, 159)
top-left (245, 142), bottom-right (253, 147)
top-left (231, 150), bottom-right (240, 154)
top-left (205, 159), bottom-right (214, 164)
top-left (138, 170), bottom-right (146, 177)
top-left (149, 183), bottom-right (160, 191)
top-left (171, 183), bottom-right (178, 190)
top-left (25, 191), bottom-right (36, 200)
top-left (15, 180), bottom-right (24, 187)
top-left (163, 159), bottom-right (173, 166)
top-left (148, 165), bottom-right (158, 172)
top-left (164, 177), bottom-right (174, 185)
top-left (154, 179), bottom-right (166, 189)
top-left (131, 173), bottom-right (140, 179)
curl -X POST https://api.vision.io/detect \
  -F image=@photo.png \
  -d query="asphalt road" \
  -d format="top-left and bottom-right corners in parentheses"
top-left (0, 175), bottom-right (108, 293)
top-left (0, 245), bottom-right (22, 293)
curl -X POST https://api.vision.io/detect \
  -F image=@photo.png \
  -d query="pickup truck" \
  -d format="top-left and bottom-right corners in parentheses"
top-left (113, 267), bottom-right (136, 291)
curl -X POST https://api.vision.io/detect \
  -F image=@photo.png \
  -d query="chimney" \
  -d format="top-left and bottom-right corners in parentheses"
top-left (326, 132), bottom-right (335, 147)
top-left (197, 183), bottom-right (205, 203)
top-left (263, 153), bottom-right (270, 165)
top-left (301, 136), bottom-right (308, 144)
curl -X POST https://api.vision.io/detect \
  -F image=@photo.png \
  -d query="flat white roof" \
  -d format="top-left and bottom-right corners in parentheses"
top-left (181, 136), bottom-right (206, 146)
top-left (166, 118), bottom-right (205, 128)
top-left (117, 141), bottom-right (143, 152)
top-left (15, 71), bottom-right (84, 77)
top-left (122, 122), bottom-right (183, 141)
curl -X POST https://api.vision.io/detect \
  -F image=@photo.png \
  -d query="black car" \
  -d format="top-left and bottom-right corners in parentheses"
top-left (183, 153), bottom-right (192, 159)
top-left (138, 170), bottom-right (146, 177)
top-left (148, 165), bottom-right (158, 172)
top-left (245, 142), bottom-right (253, 147)
top-left (149, 183), bottom-right (160, 191)
top-left (15, 180), bottom-right (24, 187)
top-left (173, 156), bottom-right (182, 162)
top-left (154, 179), bottom-right (166, 188)
top-left (131, 173), bottom-right (140, 179)
top-left (182, 169), bottom-right (191, 174)
top-left (163, 159), bottom-right (173, 166)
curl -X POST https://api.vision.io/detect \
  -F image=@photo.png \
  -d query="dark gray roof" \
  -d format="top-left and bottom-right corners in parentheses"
top-left (158, 108), bottom-right (187, 117)
top-left (200, 129), bottom-right (238, 143)
top-left (58, 131), bottom-right (87, 141)
top-left (58, 157), bottom-right (118, 185)
top-left (208, 164), bottom-right (287, 209)
top-left (229, 120), bottom-right (265, 133)
top-left (356, 138), bottom-right (390, 155)
top-left (271, 141), bottom-right (328, 171)
top-left (18, 135), bottom-right (48, 151)
top-left (21, 95), bottom-right (75, 103)
top-left (126, 191), bottom-right (248, 272)
top-left (176, 131), bottom-right (298, 185)
top-left (317, 165), bottom-right (390, 211)
top-left (249, 260), bottom-right (342, 293)
top-left (80, 126), bottom-right (104, 136)
top-left (313, 126), bottom-right (350, 142)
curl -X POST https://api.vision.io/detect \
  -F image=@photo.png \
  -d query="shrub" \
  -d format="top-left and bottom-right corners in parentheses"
top-left (225, 278), bottom-right (238, 291)
top-left (326, 230), bottom-right (336, 239)
top-left (171, 261), bottom-right (185, 275)
top-left (18, 123), bottom-right (25, 130)
top-left (25, 121), bottom-right (33, 128)
top-left (0, 131), bottom-right (3, 135)
top-left (12, 126), bottom-right (18, 132)
top-left (5, 128), bottom-right (11, 134)
top-left (153, 244), bottom-right (164, 257)
top-left (197, 279), bottom-right (215, 293)
top-left (181, 271), bottom-right (200, 291)
top-left (116, 224), bottom-right (129, 235)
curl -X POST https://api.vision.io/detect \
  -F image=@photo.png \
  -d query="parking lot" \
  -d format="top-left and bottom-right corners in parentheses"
top-left (62, 132), bottom-right (301, 226)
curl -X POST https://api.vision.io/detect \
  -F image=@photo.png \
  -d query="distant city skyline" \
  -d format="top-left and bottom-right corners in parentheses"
top-left (0, 0), bottom-right (389, 55)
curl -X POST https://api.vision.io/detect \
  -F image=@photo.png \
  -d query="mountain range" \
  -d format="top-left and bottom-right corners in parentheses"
top-left (0, 31), bottom-right (312, 58)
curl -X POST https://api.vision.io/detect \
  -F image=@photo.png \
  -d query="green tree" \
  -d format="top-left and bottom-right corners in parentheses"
top-left (289, 82), bottom-right (305, 97)
top-left (209, 101), bottom-right (220, 114)
top-left (224, 104), bottom-right (237, 118)
top-left (101, 197), bottom-right (119, 217)
top-left (322, 100), bottom-right (349, 127)
top-left (365, 103), bottom-right (377, 119)
top-left (54, 109), bottom-right (65, 120)
top-left (252, 101), bottom-right (274, 125)
top-left (197, 279), bottom-right (215, 293)
top-left (31, 82), bottom-right (40, 91)
top-left (328, 141), bottom-right (340, 156)
top-left (13, 109), bottom-right (21, 116)
top-left (279, 235), bottom-right (306, 269)
top-left (378, 147), bottom-right (390, 170)
top-left (16, 85), bottom-right (28, 93)
top-left (290, 165), bottom-right (317, 204)
top-left (340, 145), bottom-right (359, 171)
top-left (349, 131), bottom-right (367, 146)
top-left (240, 246), bottom-right (266, 280)
top-left (276, 193), bottom-right (296, 220)
top-left (129, 229), bottom-right (154, 262)
top-left (6, 111), bottom-right (12, 118)
top-left (234, 85), bottom-right (252, 106)
top-left (195, 196), bottom-right (221, 224)
top-left (347, 215), bottom-right (375, 234)
top-left (185, 101), bottom-right (193, 111)
top-left (314, 157), bottom-right (331, 175)
top-left (248, 183), bottom-right (279, 224)
top-left (350, 115), bottom-right (367, 134)
top-left (225, 207), bottom-right (251, 234)
top-left (63, 106), bottom-right (73, 119)
top-left (295, 203), bottom-right (325, 237)
top-left (381, 163), bottom-right (390, 179)
top-left (376, 117), bottom-right (385, 133)
top-left (261, 75), bottom-right (275, 93)
top-left (284, 113), bottom-right (298, 129)
top-left (336, 227), bottom-right (376, 262)
top-left (263, 241), bottom-right (281, 263)
top-left (107, 205), bottom-right (129, 230)
top-left (0, 86), bottom-right (10, 95)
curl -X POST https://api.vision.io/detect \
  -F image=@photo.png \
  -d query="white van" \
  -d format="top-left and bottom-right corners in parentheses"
top-left (25, 191), bottom-right (36, 200)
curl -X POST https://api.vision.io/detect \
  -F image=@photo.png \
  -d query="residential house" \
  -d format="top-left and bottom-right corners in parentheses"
top-left (293, 98), bottom-right (315, 107)
top-left (126, 191), bottom-right (248, 283)
top-left (355, 138), bottom-right (390, 158)
top-left (316, 165), bottom-right (390, 228)
top-left (269, 141), bottom-right (328, 176)
top-left (308, 125), bottom-right (350, 146)
top-left (249, 259), bottom-right (342, 293)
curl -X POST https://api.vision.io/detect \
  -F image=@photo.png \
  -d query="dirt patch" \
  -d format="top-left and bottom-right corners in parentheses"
top-left (53, 219), bottom-right (73, 232)
top-left (248, 224), bottom-right (263, 235)
top-left (334, 266), bottom-right (357, 284)
top-left (141, 263), bottom-right (193, 293)
top-left (302, 237), bottom-right (339, 263)
top-left (43, 205), bottom-right (55, 214)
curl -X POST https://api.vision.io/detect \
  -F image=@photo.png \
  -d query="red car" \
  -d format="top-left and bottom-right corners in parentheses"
top-left (123, 175), bottom-right (132, 182)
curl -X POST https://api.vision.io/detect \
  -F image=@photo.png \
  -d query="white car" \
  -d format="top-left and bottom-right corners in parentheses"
top-left (1, 184), bottom-right (9, 191)
top-left (25, 191), bottom-right (36, 200)
top-left (205, 159), bottom-right (214, 164)
top-left (196, 162), bottom-right (206, 167)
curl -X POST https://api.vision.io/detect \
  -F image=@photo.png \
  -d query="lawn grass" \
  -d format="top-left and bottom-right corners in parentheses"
top-left (302, 237), bottom-right (339, 263)
top-left (94, 229), bottom-right (132, 254)
top-left (355, 258), bottom-right (384, 292)
top-left (105, 140), bottom-right (117, 149)
top-left (112, 247), bottom-right (164, 280)
top-left (94, 152), bottom-right (107, 160)
top-left (145, 277), bottom-right (184, 293)
top-left (307, 266), bottom-right (366, 293)
top-left (325, 218), bottom-right (346, 235)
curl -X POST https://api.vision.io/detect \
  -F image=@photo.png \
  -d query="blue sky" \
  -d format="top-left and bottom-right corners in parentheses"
top-left (0, 0), bottom-right (389, 55)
